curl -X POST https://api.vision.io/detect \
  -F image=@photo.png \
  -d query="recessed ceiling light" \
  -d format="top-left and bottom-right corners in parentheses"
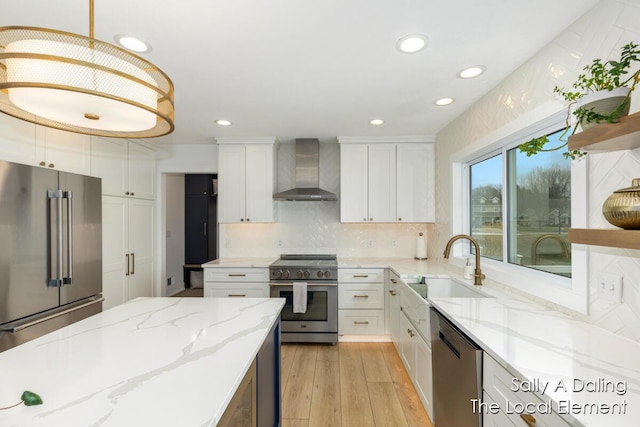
top-left (216, 119), bottom-right (232, 126)
top-left (369, 119), bottom-right (384, 125)
top-left (435, 97), bottom-right (455, 106)
top-left (457, 65), bottom-right (486, 79)
top-left (397, 34), bottom-right (428, 54)
top-left (114, 35), bottom-right (151, 53)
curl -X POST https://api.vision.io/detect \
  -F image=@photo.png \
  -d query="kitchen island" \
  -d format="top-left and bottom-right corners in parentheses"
top-left (0, 297), bottom-right (284, 426)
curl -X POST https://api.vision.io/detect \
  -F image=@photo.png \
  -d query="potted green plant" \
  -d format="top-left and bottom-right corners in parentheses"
top-left (519, 41), bottom-right (640, 159)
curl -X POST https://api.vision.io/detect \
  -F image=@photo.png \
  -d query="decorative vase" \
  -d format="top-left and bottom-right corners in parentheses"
top-left (578, 87), bottom-right (631, 131)
top-left (602, 178), bottom-right (640, 229)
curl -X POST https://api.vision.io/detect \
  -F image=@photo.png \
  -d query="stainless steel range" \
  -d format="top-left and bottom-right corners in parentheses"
top-left (269, 254), bottom-right (338, 344)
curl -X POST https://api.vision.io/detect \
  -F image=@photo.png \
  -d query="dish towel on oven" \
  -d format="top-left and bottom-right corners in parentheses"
top-left (293, 282), bottom-right (307, 313)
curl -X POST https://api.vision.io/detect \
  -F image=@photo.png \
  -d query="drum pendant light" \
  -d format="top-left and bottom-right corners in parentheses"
top-left (0, 0), bottom-right (174, 138)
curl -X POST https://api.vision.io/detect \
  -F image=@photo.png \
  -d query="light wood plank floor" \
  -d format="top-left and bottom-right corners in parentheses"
top-left (281, 342), bottom-right (434, 427)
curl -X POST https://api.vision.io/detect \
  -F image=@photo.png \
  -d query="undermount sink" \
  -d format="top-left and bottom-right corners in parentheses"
top-left (403, 276), bottom-right (489, 299)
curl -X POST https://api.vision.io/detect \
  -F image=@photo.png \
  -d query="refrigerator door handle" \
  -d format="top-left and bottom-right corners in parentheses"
top-left (0, 297), bottom-right (104, 333)
top-left (63, 190), bottom-right (73, 285)
top-left (47, 189), bottom-right (64, 288)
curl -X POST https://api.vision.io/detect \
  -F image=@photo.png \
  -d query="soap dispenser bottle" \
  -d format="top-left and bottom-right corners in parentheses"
top-left (463, 258), bottom-right (474, 280)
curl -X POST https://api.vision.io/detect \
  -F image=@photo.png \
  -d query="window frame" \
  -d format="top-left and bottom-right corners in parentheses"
top-left (450, 109), bottom-right (588, 314)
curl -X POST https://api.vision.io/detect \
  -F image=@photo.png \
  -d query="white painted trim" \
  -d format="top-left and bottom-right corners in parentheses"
top-left (449, 103), bottom-right (588, 314)
top-left (215, 137), bottom-right (278, 145)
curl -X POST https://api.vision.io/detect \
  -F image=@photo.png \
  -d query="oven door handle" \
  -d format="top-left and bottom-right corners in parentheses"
top-left (269, 282), bottom-right (337, 287)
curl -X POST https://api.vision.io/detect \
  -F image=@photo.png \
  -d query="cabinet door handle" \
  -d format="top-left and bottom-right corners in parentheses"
top-left (203, 222), bottom-right (207, 236)
top-left (228, 273), bottom-right (246, 277)
top-left (398, 217), bottom-right (402, 221)
top-left (520, 414), bottom-right (536, 426)
top-left (130, 253), bottom-right (135, 275)
top-left (240, 218), bottom-right (244, 222)
top-left (125, 254), bottom-right (130, 276)
top-left (125, 191), bottom-right (130, 195)
top-left (39, 161), bottom-right (46, 166)
top-left (353, 295), bottom-right (369, 298)
top-left (353, 274), bottom-right (369, 278)
top-left (227, 294), bottom-right (246, 297)
top-left (389, 290), bottom-right (397, 296)
top-left (246, 218), bottom-right (250, 222)
top-left (131, 192), bottom-right (135, 196)
top-left (369, 217), bottom-right (373, 221)
top-left (390, 279), bottom-right (397, 283)
top-left (353, 321), bottom-right (369, 325)
top-left (48, 163), bottom-right (55, 169)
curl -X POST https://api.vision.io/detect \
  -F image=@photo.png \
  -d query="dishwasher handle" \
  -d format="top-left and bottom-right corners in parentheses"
top-left (439, 330), bottom-right (461, 358)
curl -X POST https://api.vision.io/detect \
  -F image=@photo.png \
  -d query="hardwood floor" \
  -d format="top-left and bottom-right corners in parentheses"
top-left (281, 342), bottom-right (434, 427)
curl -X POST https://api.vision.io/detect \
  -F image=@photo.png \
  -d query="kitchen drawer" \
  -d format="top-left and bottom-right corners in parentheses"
top-left (483, 354), bottom-right (570, 427)
top-left (483, 391), bottom-right (517, 427)
top-left (338, 268), bottom-right (384, 283)
top-left (204, 267), bottom-right (269, 283)
top-left (204, 283), bottom-right (269, 298)
top-left (338, 309), bottom-right (385, 335)
top-left (338, 283), bottom-right (384, 309)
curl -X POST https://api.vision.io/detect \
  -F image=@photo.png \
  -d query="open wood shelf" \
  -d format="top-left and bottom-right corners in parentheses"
top-left (568, 228), bottom-right (640, 250)
top-left (568, 111), bottom-right (640, 152)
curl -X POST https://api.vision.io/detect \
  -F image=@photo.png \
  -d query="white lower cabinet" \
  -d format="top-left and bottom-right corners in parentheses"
top-left (483, 354), bottom-right (570, 426)
top-left (390, 272), bottom-right (434, 421)
top-left (338, 268), bottom-right (385, 336)
top-left (203, 267), bottom-right (269, 298)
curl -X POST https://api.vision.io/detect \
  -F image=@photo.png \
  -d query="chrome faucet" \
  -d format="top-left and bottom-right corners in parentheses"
top-left (443, 234), bottom-right (486, 286)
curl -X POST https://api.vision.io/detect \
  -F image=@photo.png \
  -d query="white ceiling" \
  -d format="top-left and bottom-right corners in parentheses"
top-left (3, 0), bottom-right (600, 145)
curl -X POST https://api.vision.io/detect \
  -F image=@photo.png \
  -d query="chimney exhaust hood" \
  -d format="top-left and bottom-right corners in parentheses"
top-left (273, 138), bottom-right (337, 201)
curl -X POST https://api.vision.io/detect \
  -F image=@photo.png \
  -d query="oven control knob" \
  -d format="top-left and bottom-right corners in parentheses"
top-left (324, 270), bottom-right (331, 278)
top-left (303, 270), bottom-right (310, 279)
top-left (316, 271), bottom-right (323, 278)
top-left (296, 270), bottom-right (304, 279)
top-left (283, 270), bottom-right (290, 279)
top-left (275, 270), bottom-right (283, 279)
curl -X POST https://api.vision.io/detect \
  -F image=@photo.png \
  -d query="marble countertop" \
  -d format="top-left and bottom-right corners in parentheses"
top-left (201, 257), bottom-right (276, 268)
top-left (429, 297), bottom-right (640, 426)
top-left (0, 297), bottom-right (285, 427)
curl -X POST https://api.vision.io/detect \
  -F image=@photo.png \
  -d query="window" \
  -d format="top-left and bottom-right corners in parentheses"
top-left (468, 129), bottom-right (571, 277)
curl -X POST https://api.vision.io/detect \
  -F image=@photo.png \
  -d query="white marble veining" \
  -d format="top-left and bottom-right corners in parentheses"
top-left (0, 297), bottom-right (284, 427)
top-left (429, 297), bottom-right (640, 427)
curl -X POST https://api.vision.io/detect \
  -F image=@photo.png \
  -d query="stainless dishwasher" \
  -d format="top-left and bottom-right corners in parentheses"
top-left (430, 307), bottom-right (482, 427)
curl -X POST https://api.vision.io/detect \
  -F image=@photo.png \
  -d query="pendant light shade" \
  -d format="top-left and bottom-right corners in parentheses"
top-left (0, 24), bottom-right (174, 138)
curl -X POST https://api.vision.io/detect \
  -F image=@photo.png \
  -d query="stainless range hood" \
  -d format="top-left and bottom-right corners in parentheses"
top-left (273, 138), bottom-right (337, 201)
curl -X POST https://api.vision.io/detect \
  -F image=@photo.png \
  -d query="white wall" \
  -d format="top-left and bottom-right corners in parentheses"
top-left (165, 174), bottom-right (185, 296)
top-left (156, 142), bottom-right (217, 296)
top-left (434, 0), bottom-right (640, 342)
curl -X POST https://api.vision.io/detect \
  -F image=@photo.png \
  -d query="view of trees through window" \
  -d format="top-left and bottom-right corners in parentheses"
top-left (470, 129), bottom-right (571, 278)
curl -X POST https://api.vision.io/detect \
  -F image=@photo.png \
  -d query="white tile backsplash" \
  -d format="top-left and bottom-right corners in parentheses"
top-left (434, 0), bottom-right (640, 343)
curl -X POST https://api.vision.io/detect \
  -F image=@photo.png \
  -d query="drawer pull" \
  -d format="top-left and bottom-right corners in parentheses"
top-left (353, 295), bottom-right (369, 298)
top-left (227, 294), bottom-right (246, 297)
top-left (354, 321), bottom-right (369, 325)
top-left (353, 274), bottom-right (369, 278)
top-left (520, 414), bottom-right (536, 426)
top-left (228, 274), bottom-right (246, 277)
top-left (389, 290), bottom-right (397, 296)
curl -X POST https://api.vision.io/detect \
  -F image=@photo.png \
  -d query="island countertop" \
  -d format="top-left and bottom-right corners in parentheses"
top-left (0, 297), bottom-right (285, 427)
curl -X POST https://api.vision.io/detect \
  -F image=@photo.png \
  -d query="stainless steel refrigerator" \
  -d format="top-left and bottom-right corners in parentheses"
top-left (0, 160), bottom-right (102, 352)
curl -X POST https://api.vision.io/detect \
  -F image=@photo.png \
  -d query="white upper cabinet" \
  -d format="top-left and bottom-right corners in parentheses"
top-left (91, 138), bottom-right (155, 199)
top-left (217, 138), bottom-right (276, 224)
top-left (339, 137), bottom-right (434, 223)
top-left (396, 143), bottom-right (435, 222)
top-left (339, 144), bottom-right (369, 222)
top-left (0, 115), bottom-right (91, 175)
